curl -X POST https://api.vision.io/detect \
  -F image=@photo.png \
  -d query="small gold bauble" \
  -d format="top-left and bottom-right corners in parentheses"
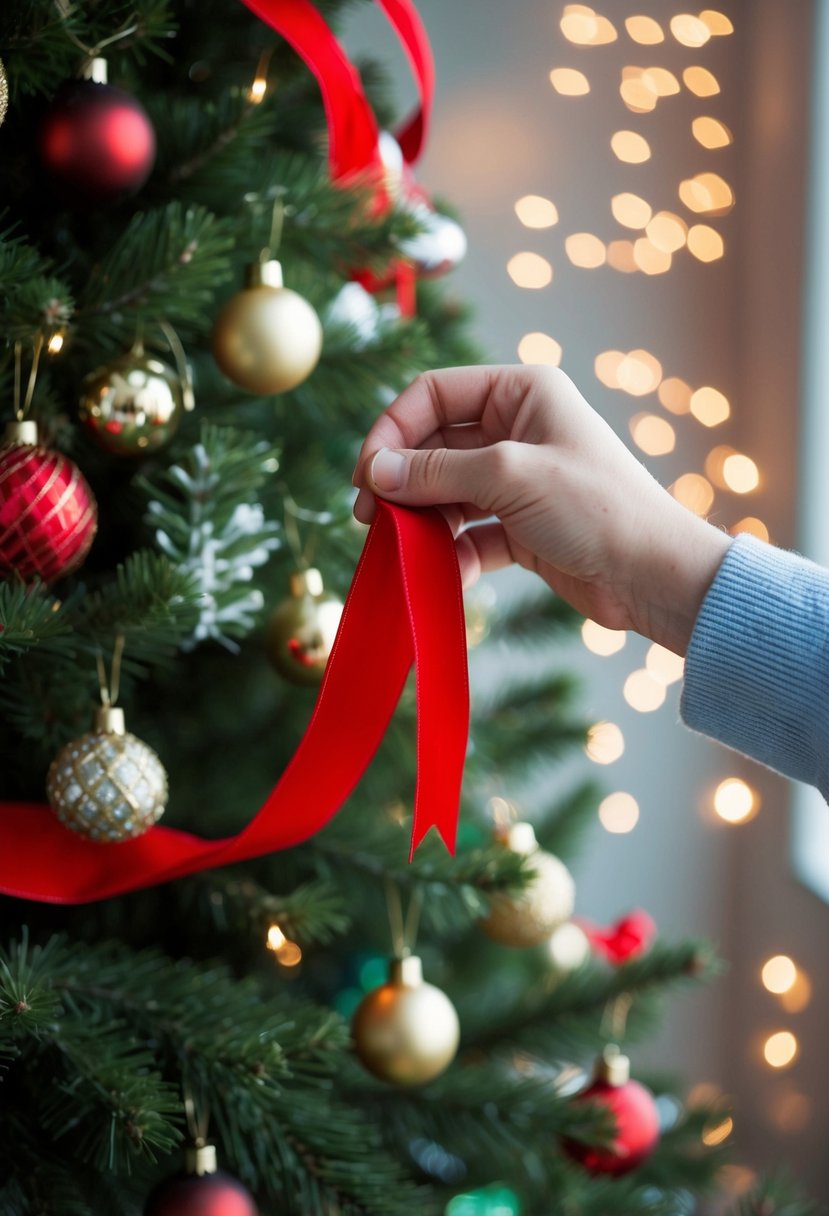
top-left (79, 345), bottom-right (183, 456)
top-left (46, 706), bottom-right (168, 842)
top-left (547, 920), bottom-right (591, 972)
top-left (212, 260), bottom-right (323, 395)
top-left (0, 58), bottom-right (8, 128)
top-left (352, 955), bottom-right (460, 1086)
top-left (265, 568), bottom-right (343, 687)
top-left (480, 822), bottom-right (575, 947)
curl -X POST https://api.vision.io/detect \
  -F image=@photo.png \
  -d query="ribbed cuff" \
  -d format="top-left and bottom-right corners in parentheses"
top-left (680, 534), bottom-right (829, 793)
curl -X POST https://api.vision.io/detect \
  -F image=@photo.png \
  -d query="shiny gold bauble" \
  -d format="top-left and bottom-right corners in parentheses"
top-left (352, 955), bottom-right (460, 1086)
top-left (265, 568), bottom-right (343, 687)
top-left (79, 344), bottom-right (183, 456)
top-left (0, 59), bottom-right (8, 127)
top-left (212, 260), bottom-right (323, 395)
top-left (480, 822), bottom-right (575, 947)
top-left (46, 706), bottom-right (168, 842)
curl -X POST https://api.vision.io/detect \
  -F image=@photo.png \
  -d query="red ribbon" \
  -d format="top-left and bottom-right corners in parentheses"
top-left (576, 910), bottom-right (657, 964)
top-left (0, 502), bottom-right (468, 905)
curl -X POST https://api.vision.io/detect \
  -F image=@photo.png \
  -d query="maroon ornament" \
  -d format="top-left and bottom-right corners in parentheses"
top-left (564, 1049), bottom-right (660, 1175)
top-left (144, 1147), bottom-right (258, 1216)
top-left (38, 58), bottom-right (155, 205)
top-left (0, 421), bottom-right (97, 582)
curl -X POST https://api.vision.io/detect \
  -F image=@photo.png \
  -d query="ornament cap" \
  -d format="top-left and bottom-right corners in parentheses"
top-left (495, 821), bottom-right (538, 855)
top-left (184, 1144), bottom-right (218, 1176)
top-left (290, 567), bottom-right (324, 598)
top-left (389, 954), bottom-right (423, 988)
top-left (245, 259), bottom-right (284, 289)
top-left (82, 57), bottom-right (108, 84)
top-left (94, 706), bottom-right (126, 736)
top-left (3, 420), bottom-right (39, 447)
top-left (594, 1045), bottom-right (631, 1087)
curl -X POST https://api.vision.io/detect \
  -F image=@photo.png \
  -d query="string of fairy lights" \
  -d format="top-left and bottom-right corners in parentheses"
top-left (501, 1), bottom-right (814, 1157)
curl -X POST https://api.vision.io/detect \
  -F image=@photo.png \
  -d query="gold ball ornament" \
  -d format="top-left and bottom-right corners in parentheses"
top-left (547, 920), bottom-right (592, 972)
top-left (480, 822), bottom-right (575, 947)
top-left (46, 706), bottom-right (168, 842)
top-left (352, 955), bottom-right (460, 1086)
top-left (265, 568), bottom-right (343, 686)
top-left (79, 343), bottom-right (186, 456)
top-left (0, 59), bottom-right (8, 128)
top-left (212, 260), bottom-right (323, 395)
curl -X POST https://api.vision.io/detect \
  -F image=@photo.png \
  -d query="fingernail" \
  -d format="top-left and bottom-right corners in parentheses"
top-left (370, 448), bottom-right (406, 492)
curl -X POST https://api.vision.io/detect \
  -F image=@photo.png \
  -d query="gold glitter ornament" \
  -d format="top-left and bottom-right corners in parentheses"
top-left (352, 954), bottom-right (460, 1086)
top-left (480, 821), bottom-right (575, 947)
top-left (47, 706), bottom-right (168, 842)
top-left (265, 568), bottom-right (343, 686)
top-left (79, 338), bottom-right (192, 457)
top-left (212, 260), bottom-right (322, 395)
top-left (0, 59), bottom-right (8, 128)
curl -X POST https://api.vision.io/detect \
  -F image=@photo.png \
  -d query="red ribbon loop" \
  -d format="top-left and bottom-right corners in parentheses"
top-left (0, 502), bottom-right (468, 905)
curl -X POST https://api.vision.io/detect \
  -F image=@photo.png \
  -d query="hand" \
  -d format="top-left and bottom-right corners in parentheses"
top-left (352, 365), bottom-right (732, 655)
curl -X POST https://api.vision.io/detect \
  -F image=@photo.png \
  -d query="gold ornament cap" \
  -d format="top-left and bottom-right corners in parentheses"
top-left (3, 419), bottom-right (38, 446)
top-left (389, 954), bottom-right (423, 987)
top-left (93, 706), bottom-right (126, 736)
top-left (594, 1045), bottom-right (631, 1087)
top-left (290, 567), bottom-right (324, 598)
top-left (184, 1144), bottom-right (218, 1176)
top-left (245, 259), bottom-right (284, 289)
top-left (495, 821), bottom-right (539, 856)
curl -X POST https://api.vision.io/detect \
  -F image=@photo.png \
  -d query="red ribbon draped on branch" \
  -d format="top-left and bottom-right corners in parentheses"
top-left (0, 503), bottom-right (469, 905)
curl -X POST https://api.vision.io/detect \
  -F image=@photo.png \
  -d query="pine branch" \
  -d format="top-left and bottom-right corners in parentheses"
top-left (732, 1177), bottom-right (828, 1216)
top-left (0, 581), bottom-right (74, 671)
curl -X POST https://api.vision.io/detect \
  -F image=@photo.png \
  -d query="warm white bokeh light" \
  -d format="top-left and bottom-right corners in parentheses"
top-left (688, 224), bottom-right (725, 261)
top-left (599, 792), bottom-right (640, 833)
top-left (700, 9), bottom-right (735, 35)
top-left (731, 517), bottom-right (770, 542)
top-left (561, 5), bottom-right (617, 45)
top-left (518, 332), bottom-right (562, 366)
top-left (582, 618), bottom-right (627, 655)
top-left (693, 116), bottom-right (733, 148)
top-left (620, 71), bottom-right (658, 113)
top-left (690, 386), bottom-right (731, 426)
top-left (565, 232), bottom-right (607, 268)
top-left (646, 643), bottom-right (685, 685)
top-left (267, 924), bottom-right (287, 950)
top-left (623, 668), bottom-right (667, 712)
top-left (507, 252), bottom-right (553, 289)
top-left (606, 240), bottom-right (639, 272)
top-left (723, 453), bottom-right (760, 494)
top-left (683, 65), bottom-right (721, 96)
top-left (515, 194), bottom-right (559, 228)
top-left (633, 238), bottom-right (672, 274)
top-left (670, 13), bottom-right (712, 47)
top-left (763, 1031), bottom-right (798, 1069)
top-left (780, 973), bottom-right (813, 1014)
top-left (549, 68), bottom-right (590, 96)
top-left (585, 720), bottom-right (625, 764)
top-left (671, 473), bottom-right (715, 515)
top-left (645, 67), bottom-right (680, 97)
top-left (617, 349), bottom-right (663, 394)
top-left (659, 377), bottom-right (693, 414)
top-left (713, 777), bottom-right (758, 824)
top-left (679, 172), bottom-right (734, 215)
top-left (761, 955), bottom-right (797, 995)
top-left (625, 15), bottom-right (664, 44)
top-left (646, 211), bottom-right (688, 253)
top-left (702, 1116), bottom-right (734, 1147)
top-left (611, 192), bottom-right (652, 229)
top-left (611, 130), bottom-right (651, 163)
top-left (594, 349), bottom-right (626, 387)
top-left (630, 412), bottom-right (676, 455)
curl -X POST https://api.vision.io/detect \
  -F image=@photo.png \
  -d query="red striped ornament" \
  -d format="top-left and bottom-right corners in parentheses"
top-left (0, 422), bottom-right (97, 583)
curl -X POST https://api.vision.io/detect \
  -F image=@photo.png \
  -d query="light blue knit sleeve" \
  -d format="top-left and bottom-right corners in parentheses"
top-left (680, 534), bottom-right (829, 798)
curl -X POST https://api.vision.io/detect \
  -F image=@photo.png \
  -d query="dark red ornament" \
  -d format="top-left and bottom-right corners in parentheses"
top-left (38, 59), bottom-right (155, 205)
top-left (564, 1050), bottom-right (660, 1175)
top-left (144, 1147), bottom-right (257, 1216)
top-left (0, 422), bottom-right (97, 582)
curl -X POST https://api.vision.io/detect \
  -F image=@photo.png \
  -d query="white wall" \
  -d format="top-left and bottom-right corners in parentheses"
top-left (344, 0), bottom-right (829, 1199)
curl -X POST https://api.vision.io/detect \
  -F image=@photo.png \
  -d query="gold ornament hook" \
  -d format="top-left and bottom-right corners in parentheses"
top-left (159, 321), bottom-right (195, 411)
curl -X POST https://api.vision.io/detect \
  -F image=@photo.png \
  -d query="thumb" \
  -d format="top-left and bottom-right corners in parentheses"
top-left (367, 446), bottom-right (499, 511)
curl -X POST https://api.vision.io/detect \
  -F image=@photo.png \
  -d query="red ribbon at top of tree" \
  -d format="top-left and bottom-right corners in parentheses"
top-left (0, 503), bottom-right (469, 905)
top-left (238, 0), bottom-right (434, 182)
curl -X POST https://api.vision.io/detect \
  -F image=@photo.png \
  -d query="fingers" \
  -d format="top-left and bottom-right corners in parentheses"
top-left (456, 522), bottom-right (515, 586)
top-left (365, 443), bottom-right (517, 515)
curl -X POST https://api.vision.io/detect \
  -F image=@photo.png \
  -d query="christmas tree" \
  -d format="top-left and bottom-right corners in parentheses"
top-left (0, 3), bottom-right (821, 1214)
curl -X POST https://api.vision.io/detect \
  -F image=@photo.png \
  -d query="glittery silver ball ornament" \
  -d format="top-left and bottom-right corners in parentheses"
top-left (0, 59), bottom-right (8, 128)
top-left (47, 707), bottom-right (168, 842)
top-left (480, 821), bottom-right (575, 947)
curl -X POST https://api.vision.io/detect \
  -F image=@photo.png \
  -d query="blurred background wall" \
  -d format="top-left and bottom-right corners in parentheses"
top-left (344, 0), bottom-right (829, 1200)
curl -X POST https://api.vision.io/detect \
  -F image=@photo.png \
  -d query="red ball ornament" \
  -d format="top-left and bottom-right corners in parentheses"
top-left (144, 1147), bottom-right (257, 1216)
top-left (38, 58), bottom-right (155, 205)
top-left (564, 1050), bottom-right (660, 1175)
top-left (0, 421), bottom-right (97, 582)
